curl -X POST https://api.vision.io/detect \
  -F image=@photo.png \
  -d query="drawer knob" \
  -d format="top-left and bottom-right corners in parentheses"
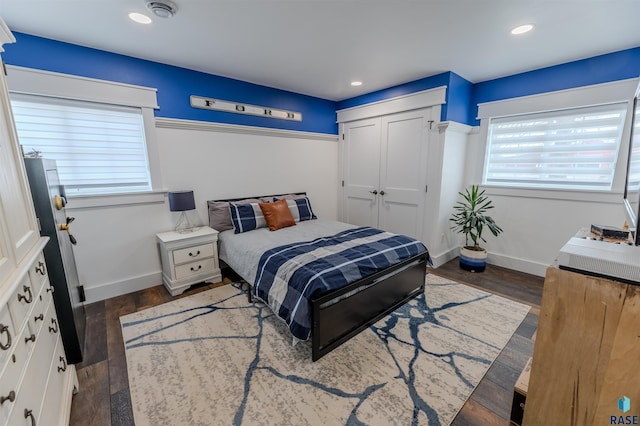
top-left (58, 355), bottom-right (67, 372)
top-left (25, 408), bottom-right (36, 426)
top-left (0, 324), bottom-right (11, 350)
top-left (0, 390), bottom-right (15, 405)
top-left (46, 286), bottom-right (54, 294)
top-left (34, 313), bottom-right (44, 322)
top-left (190, 265), bottom-right (202, 272)
top-left (17, 285), bottom-right (33, 304)
top-left (24, 333), bottom-right (36, 344)
top-left (189, 250), bottom-right (201, 257)
top-left (35, 261), bottom-right (46, 275)
top-left (49, 318), bottom-right (59, 334)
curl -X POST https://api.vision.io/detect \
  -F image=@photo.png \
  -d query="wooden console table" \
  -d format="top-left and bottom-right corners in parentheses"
top-left (523, 267), bottom-right (640, 425)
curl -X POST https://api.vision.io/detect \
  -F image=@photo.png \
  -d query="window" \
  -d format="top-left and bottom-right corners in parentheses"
top-left (11, 94), bottom-right (152, 195)
top-left (483, 103), bottom-right (628, 191)
top-left (6, 65), bottom-right (160, 203)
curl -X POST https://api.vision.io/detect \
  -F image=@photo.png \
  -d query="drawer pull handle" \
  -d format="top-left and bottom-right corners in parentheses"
top-left (35, 261), bottom-right (47, 275)
top-left (25, 334), bottom-right (36, 344)
top-left (0, 390), bottom-right (15, 404)
top-left (25, 408), bottom-right (36, 426)
top-left (0, 324), bottom-right (11, 350)
top-left (34, 313), bottom-right (44, 322)
top-left (190, 265), bottom-right (202, 272)
top-left (58, 356), bottom-right (67, 372)
top-left (49, 318), bottom-right (59, 334)
top-left (189, 250), bottom-right (201, 257)
top-left (18, 285), bottom-right (33, 304)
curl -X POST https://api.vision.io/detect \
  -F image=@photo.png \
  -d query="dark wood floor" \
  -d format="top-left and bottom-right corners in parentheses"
top-left (69, 259), bottom-right (544, 426)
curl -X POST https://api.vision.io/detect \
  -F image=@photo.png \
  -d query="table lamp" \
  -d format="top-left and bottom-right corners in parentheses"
top-left (168, 190), bottom-right (196, 233)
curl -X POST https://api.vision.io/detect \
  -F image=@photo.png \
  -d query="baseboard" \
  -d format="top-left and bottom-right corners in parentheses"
top-left (84, 271), bottom-right (163, 303)
top-left (82, 253), bottom-right (547, 303)
top-left (430, 247), bottom-right (549, 277)
top-left (429, 247), bottom-right (459, 268)
top-left (487, 252), bottom-right (549, 277)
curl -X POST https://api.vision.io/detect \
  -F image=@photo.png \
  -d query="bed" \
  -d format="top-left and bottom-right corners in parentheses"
top-left (209, 193), bottom-right (430, 361)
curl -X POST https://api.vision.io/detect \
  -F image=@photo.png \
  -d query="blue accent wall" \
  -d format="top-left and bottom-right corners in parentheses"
top-left (470, 48), bottom-right (640, 125)
top-left (3, 32), bottom-right (638, 132)
top-left (2, 33), bottom-right (339, 135)
top-left (445, 72), bottom-right (474, 124)
top-left (336, 72), bottom-right (453, 122)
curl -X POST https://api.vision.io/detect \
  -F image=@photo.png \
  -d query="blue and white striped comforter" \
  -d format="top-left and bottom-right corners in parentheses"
top-left (253, 226), bottom-right (428, 341)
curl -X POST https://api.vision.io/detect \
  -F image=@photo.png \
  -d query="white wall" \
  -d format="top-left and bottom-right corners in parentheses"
top-left (69, 119), bottom-right (339, 302)
top-left (463, 131), bottom-right (626, 277)
top-left (422, 122), bottom-right (471, 267)
top-left (455, 79), bottom-right (638, 277)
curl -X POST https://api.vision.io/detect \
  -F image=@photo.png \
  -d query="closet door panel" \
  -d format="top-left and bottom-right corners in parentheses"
top-left (342, 118), bottom-right (381, 228)
top-left (378, 109), bottom-right (430, 239)
top-left (0, 70), bottom-right (39, 264)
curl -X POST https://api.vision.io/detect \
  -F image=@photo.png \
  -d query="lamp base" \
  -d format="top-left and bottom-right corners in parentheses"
top-left (175, 211), bottom-right (197, 233)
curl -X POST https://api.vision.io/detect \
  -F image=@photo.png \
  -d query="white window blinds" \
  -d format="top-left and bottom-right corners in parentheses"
top-left (11, 94), bottom-right (152, 195)
top-left (483, 103), bottom-right (628, 191)
top-left (627, 99), bottom-right (640, 192)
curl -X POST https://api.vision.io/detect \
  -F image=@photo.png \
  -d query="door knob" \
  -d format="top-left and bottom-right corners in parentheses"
top-left (54, 195), bottom-right (67, 210)
top-left (380, 190), bottom-right (386, 196)
top-left (369, 190), bottom-right (378, 195)
top-left (59, 217), bottom-right (78, 245)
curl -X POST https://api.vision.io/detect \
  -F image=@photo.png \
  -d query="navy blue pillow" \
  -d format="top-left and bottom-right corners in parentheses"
top-left (284, 197), bottom-right (317, 222)
top-left (229, 202), bottom-right (267, 233)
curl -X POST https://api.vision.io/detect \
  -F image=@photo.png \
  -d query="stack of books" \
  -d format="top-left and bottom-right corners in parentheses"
top-left (590, 224), bottom-right (630, 241)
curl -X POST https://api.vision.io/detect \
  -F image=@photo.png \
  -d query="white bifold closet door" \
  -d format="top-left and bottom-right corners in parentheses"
top-left (342, 107), bottom-right (432, 240)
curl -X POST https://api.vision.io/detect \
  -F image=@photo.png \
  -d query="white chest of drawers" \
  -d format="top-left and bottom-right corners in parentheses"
top-left (157, 227), bottom-right (222, 296)
top-left (0, 19), bottom-right (77, 426)
top-left (0, 240), bottom-right (78, 426)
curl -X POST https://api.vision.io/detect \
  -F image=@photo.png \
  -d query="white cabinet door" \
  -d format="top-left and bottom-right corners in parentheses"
top-left (0, 68), bottom-right (39, 266)
top-left (342, 117), bottom-right (381, 228)
top-left (342, 108), bottom-right (431, 241)
top-left (0, 222), bottom-right (12, 286)
top-left (378, 109), bottom-right (431, 240)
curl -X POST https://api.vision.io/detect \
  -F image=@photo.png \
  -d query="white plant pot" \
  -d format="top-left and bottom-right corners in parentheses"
top-left (459, 246), bottom-right (488, 272)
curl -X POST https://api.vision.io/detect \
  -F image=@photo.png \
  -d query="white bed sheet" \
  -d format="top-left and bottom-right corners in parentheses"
top-left (218, 219), bottom-right (356, 285)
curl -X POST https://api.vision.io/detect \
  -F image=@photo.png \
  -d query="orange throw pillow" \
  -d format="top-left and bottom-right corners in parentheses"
top-left (259, 199), bottom-right (296, 231)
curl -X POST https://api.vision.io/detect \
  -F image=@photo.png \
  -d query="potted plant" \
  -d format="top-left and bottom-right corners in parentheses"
top-left (449, 185), bottom-right (503, 272)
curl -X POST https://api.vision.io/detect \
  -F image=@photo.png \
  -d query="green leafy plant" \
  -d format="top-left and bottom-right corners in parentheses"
top-left (450, 185), bottom-right (503, 251)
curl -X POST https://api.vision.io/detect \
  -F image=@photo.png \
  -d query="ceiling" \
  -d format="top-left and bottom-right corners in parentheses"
top-left (1, 1), bottom-right (639, 101)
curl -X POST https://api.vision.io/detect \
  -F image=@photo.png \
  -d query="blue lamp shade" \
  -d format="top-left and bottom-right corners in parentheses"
top-left (168, 191), bottom-right (196, 212)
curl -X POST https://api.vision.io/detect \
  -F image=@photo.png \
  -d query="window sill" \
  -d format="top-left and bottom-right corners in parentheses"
top-left (482, 185), bottom-right (622, 204)
top-left (65, 190), bottom-right (166, 209)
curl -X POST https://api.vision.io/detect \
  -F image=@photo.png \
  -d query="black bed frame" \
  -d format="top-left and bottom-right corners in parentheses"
top-left (310, 252), bottom-right (427, 360)
top-left (210, 192), bottom-right (429, 361)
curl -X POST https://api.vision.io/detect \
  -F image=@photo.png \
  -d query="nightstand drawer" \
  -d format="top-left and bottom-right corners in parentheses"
top-left (173, 243), bottom-right (214, 265)
top-left (175, 258), bottom-right (217, 280)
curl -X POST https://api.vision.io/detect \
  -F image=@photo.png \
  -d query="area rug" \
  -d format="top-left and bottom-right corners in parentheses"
top-left (121, 274), bottom-right (530, 426)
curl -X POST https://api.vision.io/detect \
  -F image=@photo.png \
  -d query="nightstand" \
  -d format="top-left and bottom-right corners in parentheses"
top-left (156, 227), bottom-right (222, 296)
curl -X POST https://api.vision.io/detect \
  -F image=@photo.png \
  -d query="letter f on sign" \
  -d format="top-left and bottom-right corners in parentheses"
top-left (619, 396), bottom-right (631, 413)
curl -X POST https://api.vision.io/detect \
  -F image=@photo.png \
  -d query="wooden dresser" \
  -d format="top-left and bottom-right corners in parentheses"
top-left (523, 267), bottom-right (640, 425)
top-left (0, 19), bottom-right (78, 426)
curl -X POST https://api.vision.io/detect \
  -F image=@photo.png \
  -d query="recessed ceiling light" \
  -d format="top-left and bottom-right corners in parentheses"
top-left (351, 81), bottom-right (363, 86)
top-left (129, 12), bottom-right (152, 24)
top-left (511, 24), bottom-right (534, 35)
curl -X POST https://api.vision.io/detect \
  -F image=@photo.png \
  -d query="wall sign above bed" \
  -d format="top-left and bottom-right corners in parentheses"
top-left (190, 95), bottom-right (302, 121)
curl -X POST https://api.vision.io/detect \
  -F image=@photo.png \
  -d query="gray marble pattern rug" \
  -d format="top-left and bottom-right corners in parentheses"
top-left (121, 274), bottom-right (530, 425)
